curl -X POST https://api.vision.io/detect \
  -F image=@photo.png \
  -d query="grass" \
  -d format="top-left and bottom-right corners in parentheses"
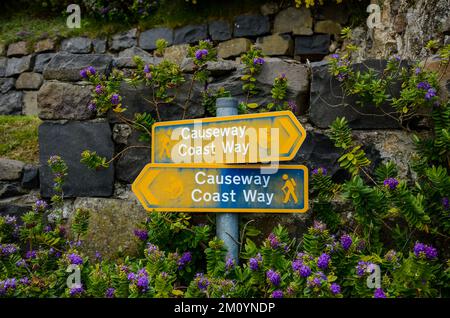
top-left (0, 0), bottom-right (267, 46)
top-left (0, 115), bottom-right (40, 163)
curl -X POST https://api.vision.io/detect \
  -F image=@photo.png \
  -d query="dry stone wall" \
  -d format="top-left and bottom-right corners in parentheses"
top-left (0, 1), bottom-right (449, 259)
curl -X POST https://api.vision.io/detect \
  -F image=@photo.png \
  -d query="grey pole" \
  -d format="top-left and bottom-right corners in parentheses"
top-left (215, 97), bottom-right (239, 262)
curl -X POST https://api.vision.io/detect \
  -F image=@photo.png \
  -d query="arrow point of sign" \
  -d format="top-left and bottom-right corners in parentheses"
top-left (132, 165), bottom-right (160, 210)
top-left (278, 112), bottom-right (306, 160)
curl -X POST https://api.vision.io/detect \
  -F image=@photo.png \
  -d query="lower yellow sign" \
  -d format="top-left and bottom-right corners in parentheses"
top-left (132, 163), bottom-right (308, 213)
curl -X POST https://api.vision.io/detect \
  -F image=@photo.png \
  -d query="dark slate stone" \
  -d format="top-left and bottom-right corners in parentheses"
top-left (115, 131), bottom-right (150, 183)
top-left (233, 15), bottom-right (270, 37)
top-left (110, 29), bottom-right (138, 51)
top-left (139, 28), bottom-right (173, 50)
top-left (61, 37), bottom-right (92, 54)
top-left (0, 91), bottom-right (23, 114)
top-left (108, 82), bottom-right (155, 124)
top-left (294, 131), bottom-right (341, 176)
top-left (0, 182), bottom-right (27, 199)
top-left (0, 204), bottom-right (30, 219)
top-left (21, 164), bottom-right (39, 189)
top-left (43, 52), bottom-right (112, 82)
top-left (309, 60), bottom-right (402, 129)
top-left (208, 20), bottom-right (232, 41)
top-left (39, 121), bottom-right (115, 198)
top-left (174, 24), bottom-right (208, 44)
top-left (162, 75), bottom-right (205, 120)
top-left (0, 78), bottom-right (15, 93)
top-left (0, 57), bottom-right (6, 77)
top-left (33, 53), bottom-right (56, 73)
top-left (294, 34), bottom-right (330, 60)
top-left (5, 55), bottom-right (34, 77)
top-left (93, 39), bottom-right (107, 54)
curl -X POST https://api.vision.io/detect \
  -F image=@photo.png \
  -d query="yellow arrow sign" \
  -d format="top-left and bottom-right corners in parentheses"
top-left (132, 163), bottom-right (308, 213)
top-left (152, 111), bottom-right (306, 164)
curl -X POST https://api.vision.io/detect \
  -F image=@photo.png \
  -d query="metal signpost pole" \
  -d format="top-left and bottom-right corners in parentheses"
top-left (215, 97), bottom-right (239, 262)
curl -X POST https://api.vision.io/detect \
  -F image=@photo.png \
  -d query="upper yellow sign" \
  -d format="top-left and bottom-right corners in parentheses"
top-left (152, 111), bottom-right (306, 164)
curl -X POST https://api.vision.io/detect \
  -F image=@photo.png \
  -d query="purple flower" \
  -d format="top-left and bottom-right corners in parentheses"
top-left (105, 287), bottom-right (115, 298)
top-left (312, 167), bottom-right (327, 176)
top-left (4, 215), bottom-right (17, 225)
top-left (196, 273), bottom-right (209, 290)
top-left (0, 244), bottom-right (18, 257)
top-left (144, 64), bottom-right (150, 73)
top-left (272, 290), bottom-right (283, 298)
top-left (287, 100), bottom-right (297, 113)
top-left (195, 49), bottom-right (208, 60)
top-left (266, 269), bottom-right (281, 286)
top-left (19, 277), bottom-right (30, 286)
top-left (80, 66), bottom-right (96, 79)
top-left (356, 261), bottom-right (376, 276)
top-left (425, 88), bottom-right (437, 100)
top-left (415, 67), bottom-right (421, 75)
top-left (133, 229), bottom-right (148, 241)
top-left (317, 253), bottom-right (331, 270)
top-left (374, 288), bottom-right (387, 298)
top-left (34, 199), bottom-right (48, 212)
top-left (313, 220), bottom-right (327, 232)
top-left (299, 265), bottom-right (312, 278)
top-left (95, 85), bottom-right (104, 94)
top-left (442, 197), bottom-right (449, 210)
top-left (88, 101), bottom-right (96, 112)
top-left (384, 250), bottom-right (397, 262)
top-left (177, 252), bottom-right (192, 270)
top-left (110, 94), bottom-right (120, 105)
top-left (292, 259), bottom-right (302, 272)
top-left (0, 278), bottom-right (17, 295)
top-left (95, 251), bottom-right (102, 262)
top-left (253, 57), bottom-right (265, 65)
top-left (87, 66), bottom-right (96, 76)
top-left (340, 234), bottom-right (352, 251)
top-left (383, 178), bottom-right (399, 190)
top-left (127, 273), bottom-right (136, 281)
top-left (69, 285), bottom-right (84, 297)
top-left (417, 81), bottom-right (431, 90)
top-left (249, 257), bottom-right (260, 271)
top-left (25, 250), bottom-right (37, 260)
top-left (268, 233), bottom-right (280, 249)
top-left (67, 253), bottom-right (83, 265)
top-left (136, 275), bottom-right (149, 291)
top-left (414, 242), bottom-right (438, 260)
top-left (147, 243), bottom-right (159, 254)
top-left (16, 259), bottom-right (26, 267)
top-left (331, 54), bottom-right (340, 59)
top-left (80, 69), bottom-right (88, 78)
top-left (330, 283), bottom-right (341, 295)
top-left (225, 257), bottom-right (235, 271)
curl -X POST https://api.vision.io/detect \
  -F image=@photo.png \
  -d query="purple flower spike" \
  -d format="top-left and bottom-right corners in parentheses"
top-left (317, 253), bottom-right (331, 270)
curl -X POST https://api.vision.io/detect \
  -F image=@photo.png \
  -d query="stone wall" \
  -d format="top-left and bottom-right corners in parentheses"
top-left (0, 1), bottom-right (449, 259)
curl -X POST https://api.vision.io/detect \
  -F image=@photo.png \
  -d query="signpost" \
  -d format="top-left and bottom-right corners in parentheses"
top-left (132, 97), bottom-right (308, 262)
top-left (151, 110), bottom-right (306, 164)
top-left (131, 163), bottom-right (308, 213)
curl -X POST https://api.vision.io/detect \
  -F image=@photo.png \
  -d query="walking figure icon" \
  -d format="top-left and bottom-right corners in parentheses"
top-left (281, 174), bottom-right (298, 204)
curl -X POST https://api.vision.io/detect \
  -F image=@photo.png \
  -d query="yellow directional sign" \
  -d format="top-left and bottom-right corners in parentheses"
top-left (152, 111), bottom-right (306, 164)
top-left (132, 163), bottom-right (308, 213)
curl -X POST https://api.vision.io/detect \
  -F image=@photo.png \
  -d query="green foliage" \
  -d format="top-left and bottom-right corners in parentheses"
top-left (80, 150), bottom-right (109, 170)
top-left (155, 38), bottom-right (168, 57)
top-left (71, 208), bottom-right (90, 240)
top-left (133, 112), bottom-right (155, 142)
top-left (205, 238), bottom-right (227, 277)
top-left (329, 117), bottom-right (371, 175)
top-left (329, 117), bottom-right (353, 150)
top-left (202, 87), bottom-right (232, 117)
top-left (240, 47), bottom-right (265, 97)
